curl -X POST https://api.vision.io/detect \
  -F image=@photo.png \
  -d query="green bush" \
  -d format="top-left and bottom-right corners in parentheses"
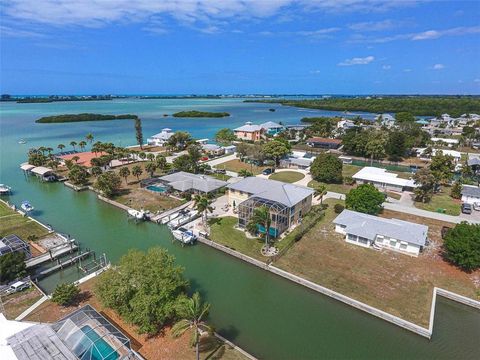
top-left (343, 176), bottom-right (355, 185)
top-left (52, 283), bottom-right (80, 306)
top-left (334, 204), bottom-right (345, 214)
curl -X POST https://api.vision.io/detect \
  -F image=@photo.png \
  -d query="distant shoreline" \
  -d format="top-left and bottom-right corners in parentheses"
top-left (172, 110), bottom-right (230, 118)
top-left (35, 113), bottom-right (139, 123)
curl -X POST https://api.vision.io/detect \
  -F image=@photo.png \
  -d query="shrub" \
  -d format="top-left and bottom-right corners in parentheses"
top-left (343, 176), bottom-right (355, 185)
top-left (310, 153), bottom-right (343, 183)
top-left (52, 283), bottom-right (80, 306)
top-left (444, 223), bottom-right (480, 271)
top-left (345, 184), bottom-right (384, 215)
top-left (334, 204), bottom-right (345, 213)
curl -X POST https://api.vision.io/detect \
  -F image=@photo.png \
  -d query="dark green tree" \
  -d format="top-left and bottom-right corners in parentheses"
top-left (134, 118), bottom-right (144, 149)
top-left (413, 167), bottom-right (436, 203)
top-left (51, 283), bottom-right (80, 306)
top-left (94, 171), bottom-right (122, 198)
top-left (386, 131), bottom-right (407, 161)
top-left (450, 181), bottom-right (462, 199)
top-left (0, 252), bottom-right (26, 284)
top-left (263, 140), bottom-right (290, 167)
top-left (444, 223), bottom-right (480, 271)
top-left (345, 184), bottom-right (384, 215)
top-left (395, 112), bottom-right (415, 123)
top-left (68, 165), bottom-right (90, 185)
top-left (310, 153), bottom-right (343, 183)
top-left (215, 128), bottom-right (236, 145)
top-left (430, 151), bottom-right (455, 185)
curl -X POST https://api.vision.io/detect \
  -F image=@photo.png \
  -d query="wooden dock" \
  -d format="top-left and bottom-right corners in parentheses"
top-left (26, 241), bottom-right (78, 269)
top-left (32, 251), bottom-right (92, 280)
top-left (151, 201), bottom-right (192, 223)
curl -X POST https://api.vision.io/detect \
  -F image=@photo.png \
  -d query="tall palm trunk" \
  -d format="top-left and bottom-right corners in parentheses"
top-left (195, 340), bottom-right (199, 360)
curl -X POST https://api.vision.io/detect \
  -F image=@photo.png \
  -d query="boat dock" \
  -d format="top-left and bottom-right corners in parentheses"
top-left (26, 240), bottom-right (78, 269)
top-left (32, 250), bottom-right (92, 280)
top-left (151, 201), bottom-right (192, 223)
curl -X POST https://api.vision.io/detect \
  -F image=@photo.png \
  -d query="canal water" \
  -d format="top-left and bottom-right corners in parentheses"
top-left (1, 99), bottom-right (479, 359)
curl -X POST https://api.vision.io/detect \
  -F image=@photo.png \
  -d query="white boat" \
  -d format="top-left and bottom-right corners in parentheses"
top-left (160, 210), bottom-right (183, 224)
top-left (167, 210), bottom-right (198, 229)
top-left (171, 227), bottom-right (197, 244)
top-left (127, 209), bottom-right (146, 220)
top-left (18, 139), bottom-right (27, 144)
top-left (21, 201), bottom-right (34, 212)
top-left (0, 184), bottom-right (12, 195)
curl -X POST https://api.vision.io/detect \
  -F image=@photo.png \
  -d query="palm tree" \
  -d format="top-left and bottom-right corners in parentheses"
top-left (238, 169), bottom-right (253, 177)
top-left (72, 155), bottom-right (80, 164)
top-left (193, 195), bottom-right (214, 226)
top-left (78, 141), bottom-right (87, 152)
top-left (131, 165), bottom-right (143, 181)
top-left (57, 144), bottom-right (65, 152)
top-left (172, 292), bottom-right (213, 360)
top-left (70, 141), bottom-right (77, 151)
top-left (86, 133), bottom-right (94, 144)
top-left (247, 205), bottom-right (272, 248)
top-left (91, 166), bottom-right (103, 177)
top-left (145, 162), bottom-right (157, 178)
top-left (156, 155), bottom-right (168, 173)
top-left (146, 153), bottom-right (155, 161)
top-left (314, 185), bottom-right (327, 205)
top-left (119, 167), bottom-right (130, 185)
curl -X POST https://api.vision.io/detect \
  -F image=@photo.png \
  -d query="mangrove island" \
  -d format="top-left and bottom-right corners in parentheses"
top-left (36, 113), bottom-right (139, 123)
top-left (172, 110), bottom-right (230, 118)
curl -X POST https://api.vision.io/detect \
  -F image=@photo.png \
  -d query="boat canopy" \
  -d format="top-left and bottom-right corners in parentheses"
top-left (31, 166), bottom-right (53, 176)
top-left (20, 163), bottom-right (36, 171)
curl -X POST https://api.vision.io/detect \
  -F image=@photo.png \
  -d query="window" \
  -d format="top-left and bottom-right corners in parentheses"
top-left (389, 239), bottom-right (397, 247)
top-left (358, 237), bottom-right (369, 245)
top-left (400, 243), bottom-right (408, 250)
top-left (347, 234), bottom-right (356, 241)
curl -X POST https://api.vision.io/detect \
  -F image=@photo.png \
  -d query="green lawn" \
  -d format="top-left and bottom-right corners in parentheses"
top-left (0, 202), bottom-right (49, 239)
top-left (209, 173), bottom-right (232, 181)
top-left (208, 217), bottom-right (266, 261)
top-left (269, 171), bottom-right (305, 183)
top-left (215, 159), bottom-right (268, 175)
top-left (414, 192), bottom-right (461, 216)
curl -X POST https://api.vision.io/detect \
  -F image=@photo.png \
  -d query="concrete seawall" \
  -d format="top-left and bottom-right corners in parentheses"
top-left (196, 236), bottom-right (480, 339)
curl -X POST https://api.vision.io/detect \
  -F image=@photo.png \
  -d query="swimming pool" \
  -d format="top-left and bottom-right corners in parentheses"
top-left (146, 185), bottom-right (167, 193)
top-left (78, 325), bottom-right (119, 360)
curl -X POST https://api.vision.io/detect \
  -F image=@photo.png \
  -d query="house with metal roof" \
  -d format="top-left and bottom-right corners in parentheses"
top-left (260, 121), bottom-right (285, 135)
top-left (352, 167), bottom-right (417, 192)
top-left (158, 171), bottom-right (227, 194)
top-left (306, 137), bottom-right (342, 149)
top-left (227, 177), bottom-right (314, 237)
top-left (461, 185), bottom-right (480, 205)
top-left (147, 128), bottom-right (174, 146)
top-left (233, 122), bottom-right (264, 141)
top-left (333, 210), bottom-right (428, 256)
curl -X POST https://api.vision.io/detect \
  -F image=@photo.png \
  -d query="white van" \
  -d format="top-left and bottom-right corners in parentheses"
top-left (5, 281), bottom-right (30, 294)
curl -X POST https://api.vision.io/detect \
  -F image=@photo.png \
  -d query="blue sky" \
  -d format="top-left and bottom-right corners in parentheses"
top-left (1, 0), bottom-right (479, 95)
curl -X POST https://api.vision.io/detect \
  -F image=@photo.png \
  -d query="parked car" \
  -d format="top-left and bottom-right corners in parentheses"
top-left (262, 168), bottom-right (275, 175)
top-left (5, 281), bottom-right (30, 294)
top-left (214, 169), bottom-right (226, 174)
top-left (473, 202), bottom-right (480, 211)
top-left (461, 203), bottom-right (472, 214)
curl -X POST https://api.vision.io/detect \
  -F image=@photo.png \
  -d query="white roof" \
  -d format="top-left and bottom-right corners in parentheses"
top-left (416, 148), bottom-right (462, 159)
top-left (261, 121), bottom-right (283, 129)
top-left (20, 164), bottom-right (36, 171)
top-left (150, 129), bottom-right (174, 140)
top-left (352, 167), bottom-right (416, 188)
top-left (31, 166), bottom-right (53, 176)
top-left (431, 137), bottom-right (459, 144)
top-left (0, 314), bottom-right (35, 360)
top-left (234, 123), bottom-right (263, 132)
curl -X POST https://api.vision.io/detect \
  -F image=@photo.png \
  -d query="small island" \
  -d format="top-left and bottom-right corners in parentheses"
top-left (172, 110), bottom-right (230, 118)
top-left (36, 113), bottom-right (139, 123)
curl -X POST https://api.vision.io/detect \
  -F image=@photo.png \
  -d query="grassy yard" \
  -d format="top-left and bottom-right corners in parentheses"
top-left (208, 217), bottom-right (267, 261)
top-left (209, 172), bottom-right (232, 181)
top-left (414, 192), bottom-right (461, 216)
top-left (113, 188), bottom-right (184, 213)
top-left (269, 171), bottom-right (305, 183)
top-left (386, 191), bottom-right (402, 200)
top-left (0, 202), bottom-right (49, 239)
top-left (275, 199), bottom-right (479, 327)
top-left (215, 159), bottom-right (268, 175)
top-left (307, 164), bottom-right (359, 194)
top-left (3, 286), bottom-right (44, 320)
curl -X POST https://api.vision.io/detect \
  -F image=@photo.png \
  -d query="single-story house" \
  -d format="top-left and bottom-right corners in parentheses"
top-left (306, 137), bottom-right (342, 149)
top-left (430, 137), bottom-right (459, 147)
top-left (227, 177), bottom-right (314, 237)
top-left (233, 122), bottom-right (264, 141)
top-left (461, 185), bottom-right (480, 205)
top-left (196, 138), bottom-right (209, 145)
top-left (336, 119), bottom-right (356, 131)
top-left (261, 121), bottom-right (285, 135)
top-left (333, 209), bottom-right (428, 256)
top-left (147, 128), bottom-right (174, 146)
top-left (202, 144), bottom-right (225, 157)
top-left (352, 167), bottom-right (417, 192)
top-left (467, 154), bottom-right (480, 168)
top-left (280, 151), bottom-right (315, 170)
top-left (222, 145), bottom-right (236, 154)
top-left (416, 148), bottom-right (462, 162)
top-left (158, 171), bottom-right (227, 194)
top-left (375, 114), bottom-right (395, 128)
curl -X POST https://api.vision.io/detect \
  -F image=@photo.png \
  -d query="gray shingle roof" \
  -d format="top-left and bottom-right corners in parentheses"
top-left (467, 156), bottom-right (480, 166)
top-left (461, 185), bottom-right (480, 198)
top-left (261, 121), bottom-right (283, 129)
top-left (333, 210), bottom-right (428, 246)
top-left (227, 177), bottom-right (314, 207)
top-left (160, 171), bottom-right (227, 193)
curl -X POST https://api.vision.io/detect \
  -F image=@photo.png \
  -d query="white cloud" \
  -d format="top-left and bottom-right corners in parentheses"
top-left (382, 65), bottom-right (391, 70)
top-left (432, 64), bottom-right (445, 70)
top-left (338, 55), bottom-right (375, 66)
top-left (310, 70), bottom-right (321, 74)
top-left (412, 26), bottom-right (480, 40)
top-left (403, 68), bottom-right (412, 72)
top-left (0, 25), bottom-right (46, 38)
top-left (295, 27), bottom-right (340, 38)
top-left (349, 19), bottom-right (398, 32)
top-left (474, 78), bottom-right (480, 83)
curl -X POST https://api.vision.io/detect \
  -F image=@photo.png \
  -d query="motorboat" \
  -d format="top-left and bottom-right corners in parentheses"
top-left (160, 209), bottom-right (186, 224)
top-left (18, 139), bottom-right (27, 144)
top-left (167, 209), bottom-right (198, 229)
top-left (127, 209), bottom-right (146, 220)
top-left (171, 227), bottom-right (197, 244)
top-left (0, 184), bottom-right (12, 195)
top-left (21, 201), bottom-right (34, 213)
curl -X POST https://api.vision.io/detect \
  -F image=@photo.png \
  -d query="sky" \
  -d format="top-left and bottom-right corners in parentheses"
top-left (0, 0), bottom-right (479, 95)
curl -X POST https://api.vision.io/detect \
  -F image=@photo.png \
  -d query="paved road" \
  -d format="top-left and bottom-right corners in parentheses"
top-left (206, 153), bottom-right (237, 167)
top-left (324, 191), bottom-right (480, 225)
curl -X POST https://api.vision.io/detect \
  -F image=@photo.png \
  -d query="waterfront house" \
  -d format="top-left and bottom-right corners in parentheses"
top-left (227, 177), bottom-right (314, 237)
top-left (147, 128), bottom-right (174, 146)
top-left (233, 122), bottom-right (264, 141)
top-left (416, 148), bottom-right (462, 163)
top-left (58, 151), bottom-right (108, 169)
top-left (202, 143), bottom-right (225, 157)
top-left (352, 167), bottom-right (417, 192)
top-left (0, 234), bottom-right (31, 260)
top-left (306, 137), bottom-right (342, 150)
top-left (158, 171), bottom-right (227, 194)
top-left (375, 114), bottom-right (396, 128)
top-left (1, 304), bottom-right (140, 360)
top-left (336, 119), bottom-right (356, 131)
top-left (461, 185), bottom-right (480, 205)
top-left (333, 209), bottom-right (428, 256)
top-left (260, 121), bottom-right (285, 136)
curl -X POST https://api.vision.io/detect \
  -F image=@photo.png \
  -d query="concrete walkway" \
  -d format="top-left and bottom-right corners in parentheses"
top-left (206, 153), bottom-right (237, 167)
